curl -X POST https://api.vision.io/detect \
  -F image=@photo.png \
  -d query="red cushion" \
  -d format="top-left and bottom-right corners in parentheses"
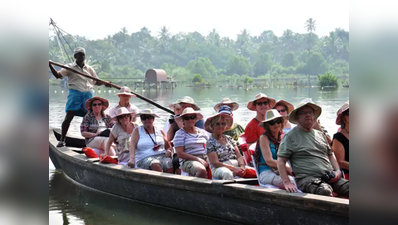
top-left (242, 168), bottom-right (257, 178)
top-left (82, 147), bottom-right (98, 158)
top-left (99, 155), bottom-right (118, 164)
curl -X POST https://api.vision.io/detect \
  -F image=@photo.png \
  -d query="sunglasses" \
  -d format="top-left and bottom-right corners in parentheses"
top-left (92, 103), bottom-right (102, 107)
top-left (215, 122), bottom-right (227, 126)
top-left (140, 115), bottom-right (154, 121)
top-left (118, 114), bottom-right (130, 119)
top-left (256, 101), bottom-right (269, 106)
top-left (277, 108), bottom-right (287, 113)
top-left (268, 118), bottom-right (283, 126)
top-left (183, 115), bottom-right (196, 120)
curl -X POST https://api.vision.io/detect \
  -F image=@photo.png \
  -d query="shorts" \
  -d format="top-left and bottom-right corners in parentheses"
top-left (136, 154), bottom-right (173, 171)
top-left (65, 89), bottom-right (93, 117)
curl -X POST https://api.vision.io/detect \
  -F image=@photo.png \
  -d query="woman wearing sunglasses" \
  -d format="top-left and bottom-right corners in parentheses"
top-left (256, 109), bottom-right (295, 188)
top-left (80, 97), bottom-right (115, 155)
top-left (174, 107), bottom-right (210, 178)
top-left (105, 107), bottom-right (138, 165)
top-left (127, 109), bottom-right (173, 172)
top-left (332, 101), bottom-right (349, 179)
top-left (205, 106), bottom-right (246, 180)
top-left (273, 100), bottom-right (295, 134)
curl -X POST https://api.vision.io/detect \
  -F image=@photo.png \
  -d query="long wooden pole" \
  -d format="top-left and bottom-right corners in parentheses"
top-left (49, 61), bottom-right (174, 115)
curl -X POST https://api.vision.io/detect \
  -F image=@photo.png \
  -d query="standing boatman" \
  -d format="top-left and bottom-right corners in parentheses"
top-left (49, 47), bottom-right (111, 147)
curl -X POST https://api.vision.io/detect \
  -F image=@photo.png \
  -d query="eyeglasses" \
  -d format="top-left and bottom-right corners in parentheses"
top-left (92, 103), bottom-right (102, 107)
top-left (215, 122), bottom-right (227, 126)
top-left (277, 108), bottom-right (287, 113)
top-left (255, 101), bottom-right (269, 106)
top-left (140, 115), bottom-right (154, 121)
top-left (268, 118), bottom-right (283, 126)
top-left (182, 115), bottom-right (196, 120)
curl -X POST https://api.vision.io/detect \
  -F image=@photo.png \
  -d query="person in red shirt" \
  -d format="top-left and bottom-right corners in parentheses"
top-left (244, 93), bottom-right (276, 148)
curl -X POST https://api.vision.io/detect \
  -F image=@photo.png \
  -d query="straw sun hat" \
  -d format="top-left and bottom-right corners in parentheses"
top-left (247, 93), bottom-right (276, 111)
top-left (288, 98), bottom-right (322, 124)
top-left (336, 100), bottom-right (349, 125)
top-left (258, 109), bottom-right (284, 127)
top-left (85, 97), bottom-right (109, 111)
top-left (205, 105), bottom-right (234, 133)
top-left (274, 100), bottom-right (295, 114)
top-left (170, 96), bottom-right (200, 110)
top-left (175, 107), bottom-right (203, 122)
top-left (116, 86), bottom-right (135, 96)
top-left (214, 98), bottom-right (239, 112)
top-left (133, 109), bottom-right (160, 119)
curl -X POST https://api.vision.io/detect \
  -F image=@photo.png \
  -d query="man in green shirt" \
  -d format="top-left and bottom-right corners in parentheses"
top-left (277, 99), bottom-right (349, 197)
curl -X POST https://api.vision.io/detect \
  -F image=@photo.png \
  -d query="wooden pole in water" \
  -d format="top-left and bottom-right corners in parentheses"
top-left (49, 61), bottom-right (174, 115)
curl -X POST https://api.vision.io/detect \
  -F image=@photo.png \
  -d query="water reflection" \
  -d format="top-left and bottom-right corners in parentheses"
top-left (49, 171), bottom-right (235, 225)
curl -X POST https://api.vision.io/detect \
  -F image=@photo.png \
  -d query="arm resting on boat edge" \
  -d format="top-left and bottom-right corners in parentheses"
top-left (128, 128), bottom-right (139, 168)
top-left (327, 153), bottom-right (342, 183)
top-left (331, 139), bottom-right (349, 171)
top-left (277, 157), bottom-right (298, 193)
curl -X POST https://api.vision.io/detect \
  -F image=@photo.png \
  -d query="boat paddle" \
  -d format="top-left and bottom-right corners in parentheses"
top-left (49, 60), bottom-right (174, 115)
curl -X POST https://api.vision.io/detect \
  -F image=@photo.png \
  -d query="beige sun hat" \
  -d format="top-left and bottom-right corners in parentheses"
top-left (85, 96), bottom-right (109, 111)
top-left (289, 98), bottom-right (322, 124)
top-left (336, 100), bottom-right (349, 125)
top-left (258, 109), bottom-right (284, 127)
top-left (175, 107), bottom-right (203, 122)
top-left (169, 99), bottom-right (181, 110)
top-left (116, 86), bottom-right (135, 96)
top-left (113, 107), bottom-right (133, 119)
top-left (274, 100), bottom-right (295, 114)
top-left (205, 105), bottom-right (234, 133)
top-left (176, 96), bottom-right (200, 110)
top-left (247, 93), bottom-right (276, 111)
top-left (133, 109), bottom-right (160, 118)
top-left (214, 98), bottom-right (239, 112)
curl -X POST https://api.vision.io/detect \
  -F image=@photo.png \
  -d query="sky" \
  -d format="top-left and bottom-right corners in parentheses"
top-left (45, 0), bottom-right (349, 40)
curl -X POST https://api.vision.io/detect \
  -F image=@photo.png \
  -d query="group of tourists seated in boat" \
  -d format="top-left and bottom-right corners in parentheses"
top-left (76, 85), bottom-right (349, 197)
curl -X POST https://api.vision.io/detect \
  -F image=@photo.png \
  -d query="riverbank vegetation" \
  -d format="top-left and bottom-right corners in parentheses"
top-left (49, 18), bottom-right (349, 87)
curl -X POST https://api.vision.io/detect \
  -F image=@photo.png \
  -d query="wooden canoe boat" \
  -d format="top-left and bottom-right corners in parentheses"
top-left (49, 128), bottom-right (349, 225)
top-left (53, 128), bottom-right (86, 148)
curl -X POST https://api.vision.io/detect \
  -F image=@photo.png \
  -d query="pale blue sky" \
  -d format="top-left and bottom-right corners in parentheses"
top-left (45, 0), bottom-right (349, 40)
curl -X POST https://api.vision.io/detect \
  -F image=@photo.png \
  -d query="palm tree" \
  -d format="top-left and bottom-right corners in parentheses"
top-left (304, 18), bottom-right (317, 86)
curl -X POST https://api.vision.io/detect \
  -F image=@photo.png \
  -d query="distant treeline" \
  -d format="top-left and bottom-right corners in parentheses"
top-left (49, 18), bottom-right (348, 85)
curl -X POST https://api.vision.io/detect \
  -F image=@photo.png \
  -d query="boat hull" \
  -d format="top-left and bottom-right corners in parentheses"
top-left (49, 129), bottom-right (349, 225)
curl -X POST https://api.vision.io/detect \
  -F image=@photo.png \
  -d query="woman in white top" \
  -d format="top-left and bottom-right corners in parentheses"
top-left (273, 100), bottom-right (295, 134)
top-left (174, 107), bottom-right (210, 178)
top-left (128, 109), bottom-right (173, 172)
top-left (105, 107), bottom-right (138, 165)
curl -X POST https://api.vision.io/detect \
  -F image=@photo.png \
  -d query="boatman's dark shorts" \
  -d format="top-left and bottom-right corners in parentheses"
top-left (65, 89), bottom-right (93, 117)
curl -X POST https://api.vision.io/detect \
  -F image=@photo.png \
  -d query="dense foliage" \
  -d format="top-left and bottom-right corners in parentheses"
top-left (49, 18), bottom-right (349, 85)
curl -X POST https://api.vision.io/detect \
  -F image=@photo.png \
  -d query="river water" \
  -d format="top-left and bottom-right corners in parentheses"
top-left (49, 85), bottom-right (349, 225)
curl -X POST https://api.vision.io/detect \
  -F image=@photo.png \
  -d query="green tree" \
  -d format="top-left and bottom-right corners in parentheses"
top-left (186, 57), bottom-right (217, 79)
top-left (192, 73), bottom-right (204, 83)
top-left (253, 54), bottom-right (272, 76)
top-left (281, 52), bottom-right (298, 68)
top-left (225, 55), bottom-right (251, 75)
top-left (318, 72), bottom-right (338, 87)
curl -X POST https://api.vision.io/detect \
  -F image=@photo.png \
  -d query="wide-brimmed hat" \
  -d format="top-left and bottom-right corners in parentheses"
top-left (336, 100), bottom-right (349, 125)
top-left (258, 109), bottom-right (284, 127)
top-left (176, 96), bottom-right (200, 110)
top-left (134, 109), bottom-right (159, 118)
top-left (247, 93), bottom-right (276, 111)
top-left (175, 107), bottom-right (203, 122)
top-left (169, 99), bottom-right (181, 110)
top-left (85, 96), bottom-right (109, 111)
top-left (289, 98), bottom-right (322, 124)
top-left (274, 100), bottom-right (295, 114)
top-left (205, 105), bottom-right (234, 133)
top-left (214, 98), bottom-right (239, 112)
top-left (117, 86), bottom-right (135, 96)
top-left (114, 107), bottom-right (133, 119)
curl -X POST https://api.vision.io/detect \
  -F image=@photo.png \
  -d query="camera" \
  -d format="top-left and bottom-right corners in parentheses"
top-left (321, 170), bottom-right (336, 182)
top-left (169, 115), bottom-right (175, 124)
